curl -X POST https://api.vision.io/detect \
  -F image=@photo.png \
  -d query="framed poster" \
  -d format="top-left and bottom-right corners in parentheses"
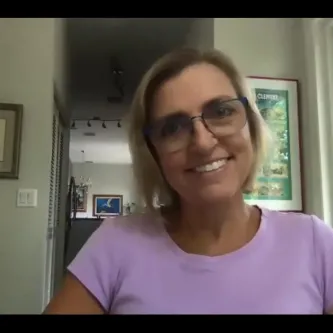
top-left (244, 76), bottom-right (303, 212)
top-left (92, 194), bottom-right (123, 217)
top-left (0, 103), bottom-right (23, 179)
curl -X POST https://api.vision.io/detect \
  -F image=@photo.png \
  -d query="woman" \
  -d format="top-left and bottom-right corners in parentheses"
top-left (45, 48), bottom-right (333, 314)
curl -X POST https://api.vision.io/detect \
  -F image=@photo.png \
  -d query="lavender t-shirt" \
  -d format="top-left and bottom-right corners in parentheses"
top-left (68, 208), bottom-right (333, 314)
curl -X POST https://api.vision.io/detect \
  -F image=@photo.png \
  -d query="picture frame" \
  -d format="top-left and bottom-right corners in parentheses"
top-left (244, 76), bottom-right (303, 212)
top-left (0, 103), bottom-right (23, 179)
top-left (92, 194), bottom-right (123, 217)
top-left (74, 185), bottom-right (88, 212)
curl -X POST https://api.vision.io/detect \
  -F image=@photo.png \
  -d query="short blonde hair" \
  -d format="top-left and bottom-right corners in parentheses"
top-left (127, 48), bottom-right (270, 213)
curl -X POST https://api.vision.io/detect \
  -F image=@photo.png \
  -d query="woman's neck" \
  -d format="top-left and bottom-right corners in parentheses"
top-left (167, 194), bottom-right (260, 256)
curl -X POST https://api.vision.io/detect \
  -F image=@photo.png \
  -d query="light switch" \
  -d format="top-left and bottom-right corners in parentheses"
top-left (17, 190), bottom-right (27, 206)
top-left (17, 189), bottom-right (38, 207)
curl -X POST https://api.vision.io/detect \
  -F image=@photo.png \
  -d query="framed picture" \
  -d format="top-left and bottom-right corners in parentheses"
top-left (92, 194), bottom-right (123, 217)
top-left (0, 103), bottom-right (23, 179)
top-left (244, 76), bottom-right (303, 212)
top-left (75, 185), bottom-right (88, 212)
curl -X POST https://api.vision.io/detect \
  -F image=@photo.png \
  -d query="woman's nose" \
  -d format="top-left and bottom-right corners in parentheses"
top-left (189, 119), bottom-right (218, 152)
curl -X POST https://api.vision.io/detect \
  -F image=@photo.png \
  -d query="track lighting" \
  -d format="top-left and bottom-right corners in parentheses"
top-left (70, 118), bottom-right (122, 129)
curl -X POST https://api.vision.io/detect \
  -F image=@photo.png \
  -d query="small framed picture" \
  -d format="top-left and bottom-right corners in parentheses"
top-left (92, 194), bottom-right (123, 217)
top-left (0, 103), bottom-right (23, 179)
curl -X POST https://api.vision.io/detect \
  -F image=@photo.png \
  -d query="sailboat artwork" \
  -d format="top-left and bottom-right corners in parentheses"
top-left (92, 194), bottom-right (123, 217)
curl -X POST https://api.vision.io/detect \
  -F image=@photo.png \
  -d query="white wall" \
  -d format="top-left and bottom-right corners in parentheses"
top-left (72, 163), bottom-right (137, 218)
top-left (0, 18), bottom-right (55, 314)
top-left (299, 18), bottom-right (333, 225)
top-left (69, 120), bottom-right (131, 164)
top-left (214, 18), bottom-right (300, 77)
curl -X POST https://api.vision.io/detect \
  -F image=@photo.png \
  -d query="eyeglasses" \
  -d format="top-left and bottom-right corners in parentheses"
top-left (143, 96), bottom-right (249, 153)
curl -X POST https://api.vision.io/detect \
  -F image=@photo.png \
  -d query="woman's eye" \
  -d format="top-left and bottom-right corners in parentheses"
top-left (161, 121), bottom-right (182, 136)
top-left (203, 99), bottom-right (237, 119)
top-left (214, 104), bottom-right (235, 117)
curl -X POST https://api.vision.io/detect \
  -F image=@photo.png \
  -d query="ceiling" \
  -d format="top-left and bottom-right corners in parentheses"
top-left (67, 18), bottom-right (195, 164)
top-left (67, 18), bottom-right (195, 120)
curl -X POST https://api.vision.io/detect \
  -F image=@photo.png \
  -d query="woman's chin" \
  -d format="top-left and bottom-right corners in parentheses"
top-left (184, 183), bottom-right (240, 206)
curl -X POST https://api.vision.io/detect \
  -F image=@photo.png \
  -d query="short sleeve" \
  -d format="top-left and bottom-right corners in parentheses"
top-left (312, 215), bottom-right (333, 313)
top-left (67, 220), bottom-right (119, 312)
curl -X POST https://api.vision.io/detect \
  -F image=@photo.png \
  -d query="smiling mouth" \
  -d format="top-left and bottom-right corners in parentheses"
top-left (188, 157), bottom-right (233, 173)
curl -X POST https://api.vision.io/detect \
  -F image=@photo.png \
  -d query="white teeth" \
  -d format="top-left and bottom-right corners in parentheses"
top-left (194, 159), bottom-right (227, 173)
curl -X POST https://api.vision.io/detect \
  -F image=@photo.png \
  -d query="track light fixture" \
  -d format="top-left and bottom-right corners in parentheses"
top-left (70, 118), bottom-right (122, 130)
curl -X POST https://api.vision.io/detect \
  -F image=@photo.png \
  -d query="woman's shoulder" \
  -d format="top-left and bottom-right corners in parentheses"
top-left (71, 212), bottom-right (165, 264)
top-left (66, 212), bottom-right (164, 312)
top-left (96, 212), bottom-right (164, 242)
top-left (261, 207), bottom-right (333, 259)
top-left (262, 208), bottom-right (333, 312)
top-left (262, 207), bottom-right (331, 231)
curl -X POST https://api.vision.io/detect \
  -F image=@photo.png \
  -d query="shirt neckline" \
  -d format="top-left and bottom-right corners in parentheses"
top-left (157, 206), bottom-right (270, 267)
